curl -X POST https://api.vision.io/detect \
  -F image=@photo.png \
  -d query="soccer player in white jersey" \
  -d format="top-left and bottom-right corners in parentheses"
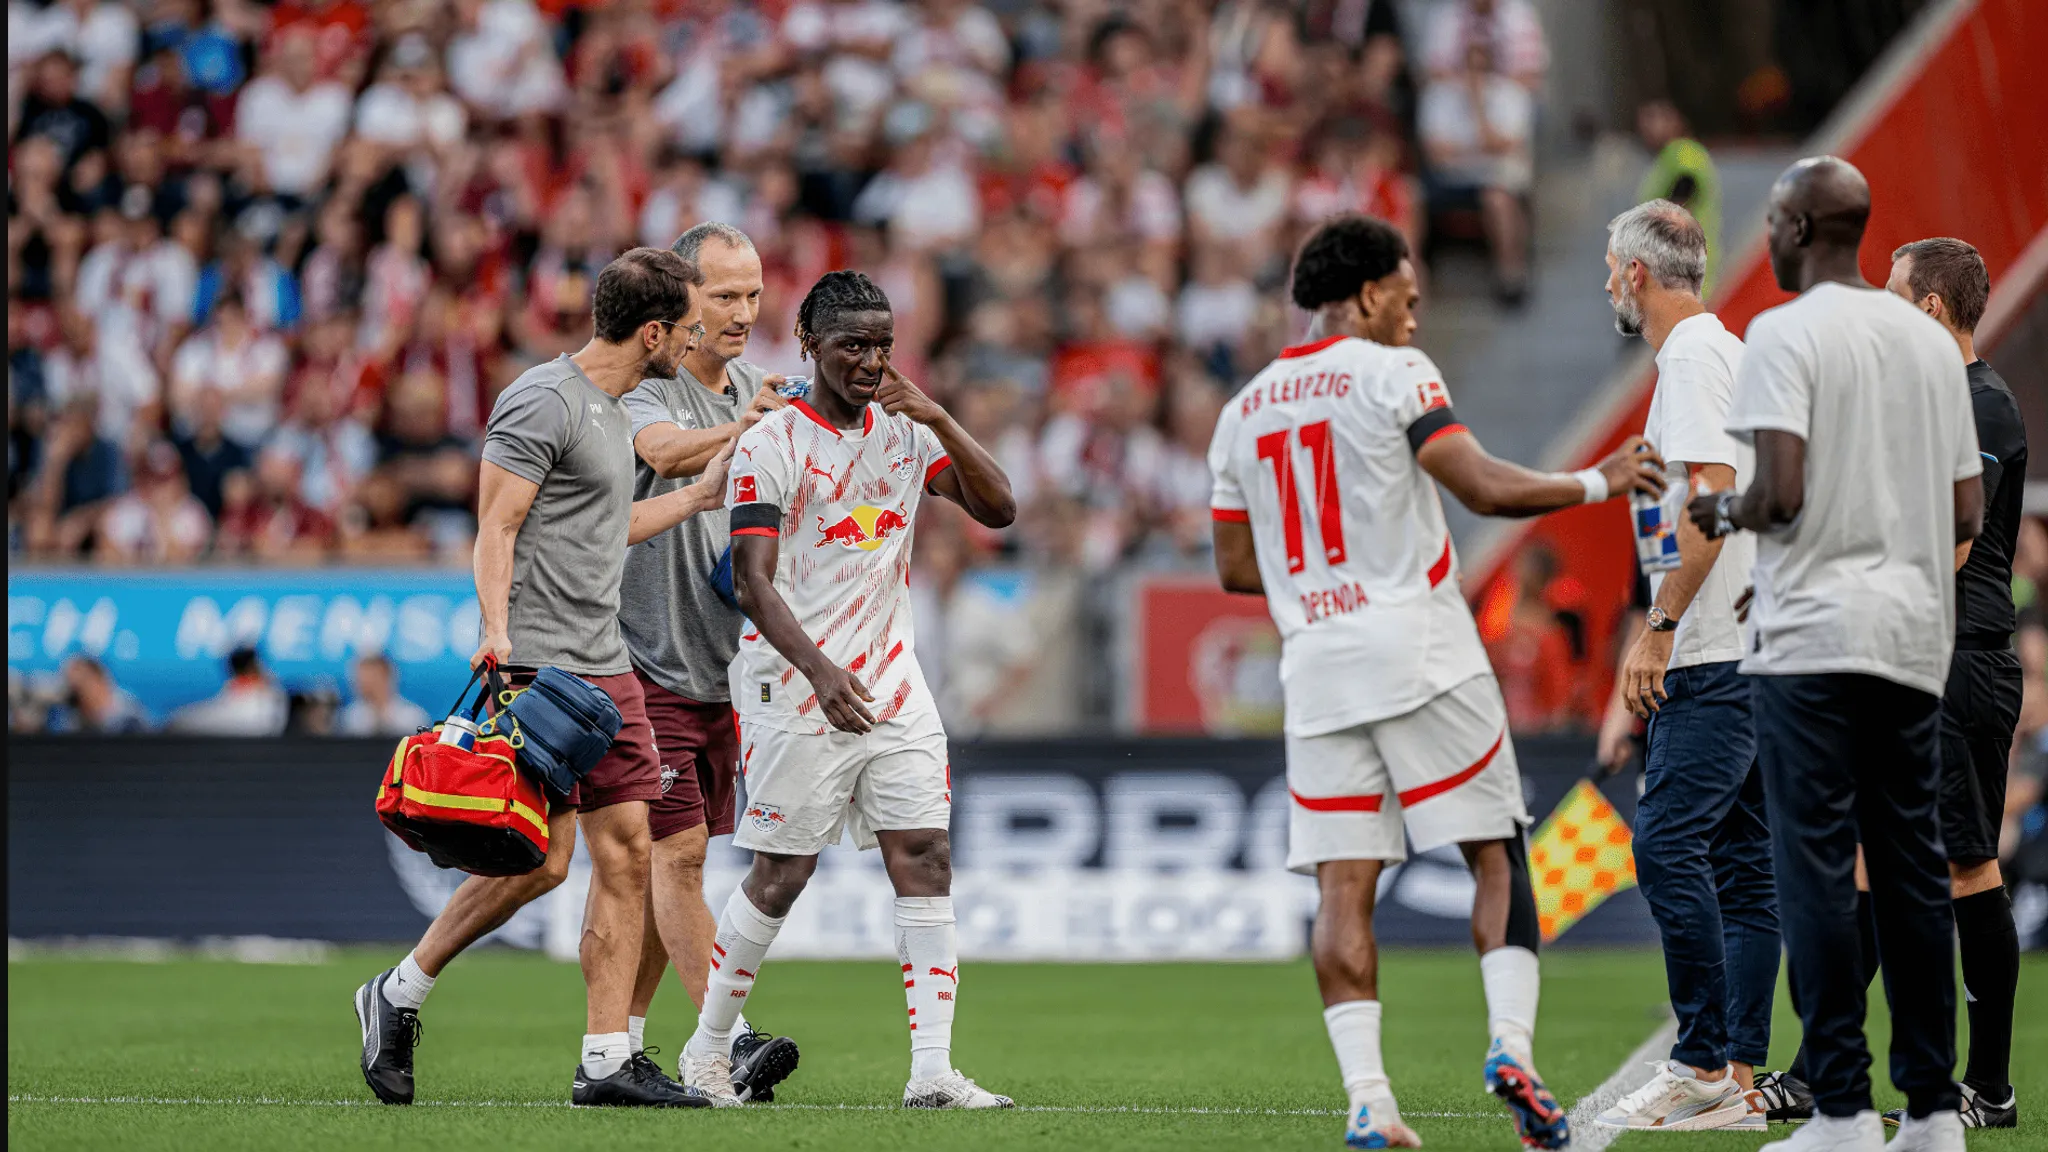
top-left (679, 270), bottom-right (1018, 1109)
top-left (1208, 215), bottom-right (1666, 1149)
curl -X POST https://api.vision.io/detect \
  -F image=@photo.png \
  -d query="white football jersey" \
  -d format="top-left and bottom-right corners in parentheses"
top-left (1209, 335), bottom-right (1492, 736)
top-left (726, 400), bottom-right (952, 738)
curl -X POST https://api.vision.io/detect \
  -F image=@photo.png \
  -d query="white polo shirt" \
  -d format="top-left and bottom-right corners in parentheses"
top-left (1724, 283), bottom-right (1980, 696)
top-left (1644, 312), bottom-right (1754, 670)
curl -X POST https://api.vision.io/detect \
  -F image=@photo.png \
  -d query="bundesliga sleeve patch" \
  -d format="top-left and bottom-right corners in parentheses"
top-left (1405, 407), bottom-right (1467, 454)
top-left (730, 502), bottom-right (782, 536)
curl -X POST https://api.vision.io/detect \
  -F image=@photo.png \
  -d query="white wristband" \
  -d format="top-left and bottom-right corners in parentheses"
top-left (1572, 468), bottom-right (1608, 504)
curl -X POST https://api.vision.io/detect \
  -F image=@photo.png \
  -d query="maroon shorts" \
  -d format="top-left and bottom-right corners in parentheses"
top-left (636, 668), bottom-right (739, 840)
top-left (506, 668), bottom-right (662, 813)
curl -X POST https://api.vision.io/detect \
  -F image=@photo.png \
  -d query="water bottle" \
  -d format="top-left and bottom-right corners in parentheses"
top-left (1631, 452), bottom-right (1687, 575)
top-left (776, 375), bottom-right (811, 400)
top-left (438, 714), bottom-right (480, 752)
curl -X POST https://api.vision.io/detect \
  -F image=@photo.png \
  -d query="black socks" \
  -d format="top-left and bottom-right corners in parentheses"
top-left (1953, 885), bottom-right (2018, 1101)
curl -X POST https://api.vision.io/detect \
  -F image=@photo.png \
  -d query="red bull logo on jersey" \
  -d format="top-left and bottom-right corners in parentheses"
top-left (746, 803), bottom-right (787, 832)
top-left (815, 505), bottom-right (910, 551)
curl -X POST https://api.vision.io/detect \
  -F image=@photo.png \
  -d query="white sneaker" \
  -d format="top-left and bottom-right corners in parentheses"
top-left (1886, 1110), bottom-right (1965, 1152)
top-left (679, 1048), bottom-right (742, 1108)
top-left (903, 1069), bottom-right (1015, 1109)
top-left (1594, 1061), bottom-right (1750, 1130)
top-left (1345, 1095), bottom-right (1423, 1148)
top-left (1767, 1110), bottom-right (1885, 1151)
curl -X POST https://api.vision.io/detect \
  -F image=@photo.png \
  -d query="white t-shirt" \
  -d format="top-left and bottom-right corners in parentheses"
top-left (235, 75), bottom-right (354, 196)
top-left (1183, 164), bottom-right (1291, 242)
top-left (1724, 283), bottom-right (1980, 696)
top-left (1643, 312), bottom-right (1754, 669)
top-left (724, 401), bottom-right (953, 739)
top-left (1418, 76), bottom-right (1534, 191)
top-left (1208, 336), bottom-right (1492, 736)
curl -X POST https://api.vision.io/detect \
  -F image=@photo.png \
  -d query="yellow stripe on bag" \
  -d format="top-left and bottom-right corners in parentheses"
top-left (508, 800), bottom-right (546, 836)
top-left (401, 784), bottom-right (505, 814)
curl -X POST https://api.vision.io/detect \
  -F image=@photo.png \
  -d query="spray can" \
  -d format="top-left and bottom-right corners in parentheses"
top-left (438, 714), bottom-right (480, 752)
top-left (776, 375), bottom-right (812, 400)
top-left (1631, 449), bottom-right (1686, 575)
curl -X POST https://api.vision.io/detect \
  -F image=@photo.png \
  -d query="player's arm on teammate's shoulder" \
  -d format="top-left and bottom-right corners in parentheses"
top-left (633, 421), bottom-right (744, 479)
top-left (878, 363), bottom-right (1016, 529)
top-left (626, 436), bottom-right (733, 546)
top-left (472, 461), bottom-right (540, 668)
top-left (729, 531), bottom-right (876, 734)
top-left (1416, 428), bottom-right (1667, 518)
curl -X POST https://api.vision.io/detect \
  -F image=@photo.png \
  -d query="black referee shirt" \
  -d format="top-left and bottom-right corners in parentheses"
top-left (1957, 359), bottom-right (2027, 638)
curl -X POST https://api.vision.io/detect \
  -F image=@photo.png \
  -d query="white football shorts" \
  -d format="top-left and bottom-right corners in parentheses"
top-left (731, 720), bottom-right (951, 855)
top-left (1284, 673), bottom-right (1530, 872)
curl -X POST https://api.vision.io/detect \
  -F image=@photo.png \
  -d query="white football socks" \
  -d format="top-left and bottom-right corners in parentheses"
top-left (1480, 945), bottom-right (1540, 1059)
top-left (581, 1031), bottom-right (630, 1079)
top-left (897, 896), bottom-right (958, 1082)
top-left (1323, 1000), bottom-right (1394, 1114)
top-left (628, 1015), bottom-right (646, 1055)
top-left (687, 889), bottom-right (785, 1059)
top-left (383, 952), bottom-right (435, 1011)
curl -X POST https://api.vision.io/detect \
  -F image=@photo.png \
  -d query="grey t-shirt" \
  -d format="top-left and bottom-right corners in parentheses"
top-left (618, 359), bottom-right (766, 702)
top-left (481, 355), bottom-right (634, 676)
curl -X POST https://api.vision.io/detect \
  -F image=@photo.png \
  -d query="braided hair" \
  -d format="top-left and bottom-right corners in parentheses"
top-left (794, 270), bottom-right (892, 359)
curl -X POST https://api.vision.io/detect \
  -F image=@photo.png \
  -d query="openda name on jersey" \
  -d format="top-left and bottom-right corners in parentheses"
top-left (1238, 370), bottom-right (1355, 418)
top-left (1300, 581), bottom-right (1371, 624)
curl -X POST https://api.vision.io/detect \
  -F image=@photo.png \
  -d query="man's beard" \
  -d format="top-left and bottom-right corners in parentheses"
top-left (648, 345), bottom-right (685, 379)
top-left (1611, 286), bottom-right (1644, 337)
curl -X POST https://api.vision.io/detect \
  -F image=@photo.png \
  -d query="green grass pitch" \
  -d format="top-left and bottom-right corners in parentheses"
top-left (8, 948), bottom-right (2044, 1151)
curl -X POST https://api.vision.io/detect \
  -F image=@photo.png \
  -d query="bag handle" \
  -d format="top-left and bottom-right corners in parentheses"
top-left (475, 657), bottom-right (525, 749)
top-left (442, 665), bottom-right (490, 723)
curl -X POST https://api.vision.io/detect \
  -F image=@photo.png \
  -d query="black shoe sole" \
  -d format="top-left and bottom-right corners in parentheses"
top-left (733, 1037), bottom-right (800, 1103)
top-left (354, 976), bottom-right (412, 1106)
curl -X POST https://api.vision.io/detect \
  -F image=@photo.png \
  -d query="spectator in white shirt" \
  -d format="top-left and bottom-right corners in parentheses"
top-left (339, 653), bottom-right (431, 737)
top-left (353, 34), bottom-right (467, 156)
top-left (447, 0), bottom-right (567, 118)
top-left (851, 103), bottom-right (980, 252)
top-left (1420, 42), bottom-right (1535, 303)
top-left (171, 646), bottom-right (289, 736)
top-left (234, 29), bottom-right (353, 200)
top-left (1423, 0), bottom-right (1548, 92)
top-left (1184, 125), bottom-right (1291, 269)
top-left (99, 439), bottom-right (211, 564)
top-left (170, 290), bottom-right (289, 447)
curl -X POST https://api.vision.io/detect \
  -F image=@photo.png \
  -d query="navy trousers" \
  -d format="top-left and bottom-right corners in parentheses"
top-left (1751, 672), bottom-right (1960, 1119)
top-left (1636, 660), bottom-right (1780, 1070)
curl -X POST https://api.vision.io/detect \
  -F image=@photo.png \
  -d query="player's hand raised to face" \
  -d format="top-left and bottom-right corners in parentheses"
top-left (1596, 436), bottom-right (1667, 501)
top-left (812, 661), bottom-right (876, 734)
top-left (877, 364), bottom-right (944, 426)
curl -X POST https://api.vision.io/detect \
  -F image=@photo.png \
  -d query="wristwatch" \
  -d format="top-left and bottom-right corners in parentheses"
top-left (1645, 606), bottom-right (1679, 632)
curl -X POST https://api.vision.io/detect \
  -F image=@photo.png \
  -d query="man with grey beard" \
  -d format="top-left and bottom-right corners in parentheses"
top-left (1593, 200), bottom-right (1780, 1134)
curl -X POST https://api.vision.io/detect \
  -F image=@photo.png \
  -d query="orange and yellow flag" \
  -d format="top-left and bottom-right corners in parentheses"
top-left (1527, 780), bottom-right (1637, 943)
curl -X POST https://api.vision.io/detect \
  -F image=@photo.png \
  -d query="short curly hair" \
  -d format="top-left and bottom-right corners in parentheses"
top-left (592, 247), bottom-right (702, 344)
top-left (1290, 215), bottom-right (1410, 310)
top-left (795, 269), bottom-right (892, 352)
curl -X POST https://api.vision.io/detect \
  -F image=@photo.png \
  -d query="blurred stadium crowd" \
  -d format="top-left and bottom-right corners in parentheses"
top-left (4, 0), bottom-right (1562, 576)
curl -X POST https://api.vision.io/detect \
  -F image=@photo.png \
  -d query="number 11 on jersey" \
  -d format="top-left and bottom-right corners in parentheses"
top-left (1255, 419), bottom-right (1347, 574)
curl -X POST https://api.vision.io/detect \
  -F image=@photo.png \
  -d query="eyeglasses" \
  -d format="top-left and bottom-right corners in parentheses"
top-left (657, 319), bottom-right (708, 341)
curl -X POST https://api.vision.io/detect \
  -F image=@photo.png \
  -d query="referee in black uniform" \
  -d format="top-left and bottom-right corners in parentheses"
top-left (1885, 237), bottom-right (2025, 1130)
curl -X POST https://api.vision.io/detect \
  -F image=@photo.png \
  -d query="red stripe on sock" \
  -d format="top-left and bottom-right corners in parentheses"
top-left (901, 963), bottom-right (913, 972)
top-left (713, 942), bottom-right (726, 957)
